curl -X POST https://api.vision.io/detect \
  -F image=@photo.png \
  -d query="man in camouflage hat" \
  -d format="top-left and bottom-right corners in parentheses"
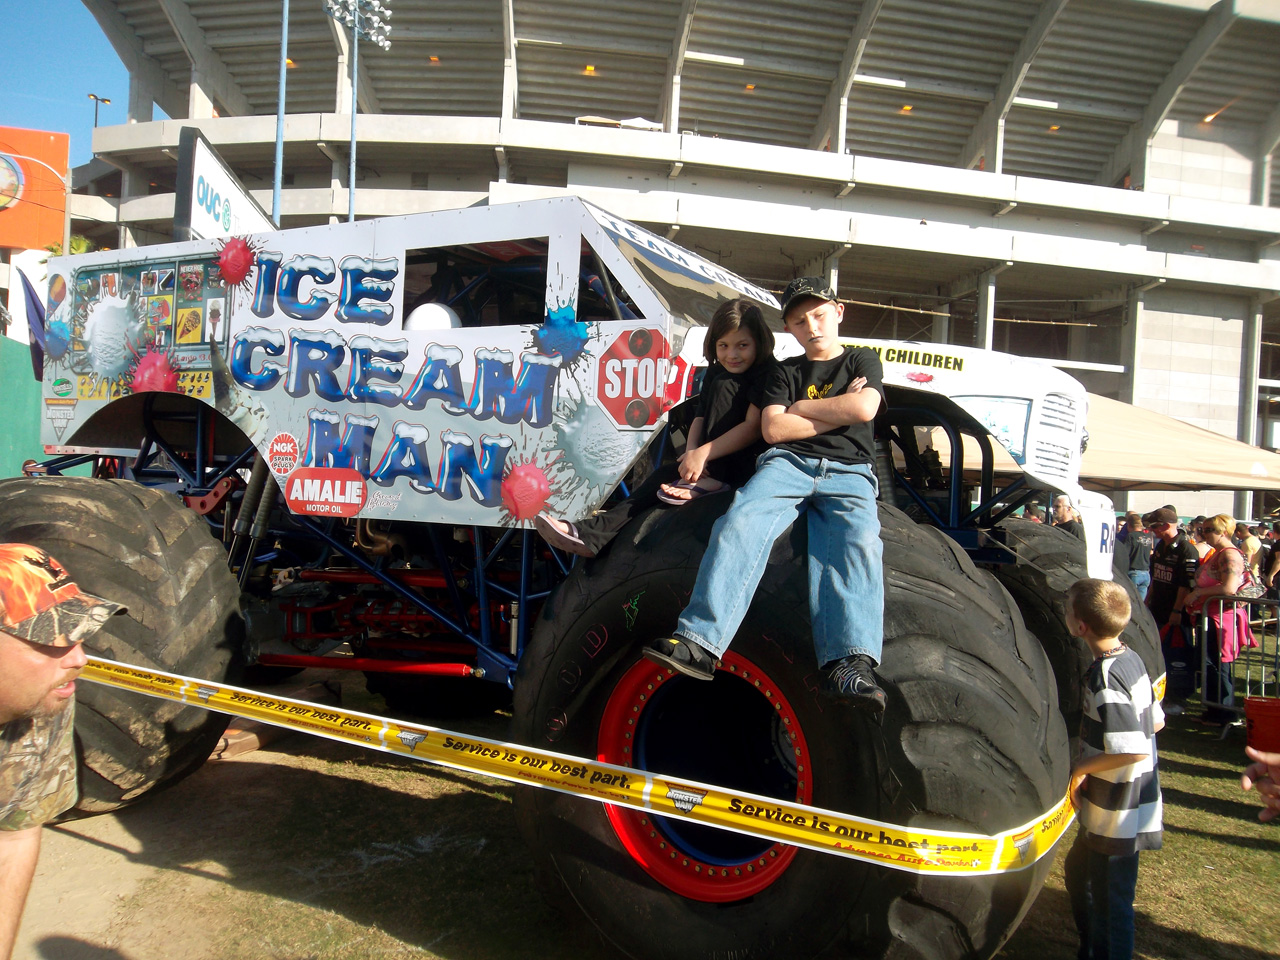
top-left (0, 544), bottom-right (124, 960)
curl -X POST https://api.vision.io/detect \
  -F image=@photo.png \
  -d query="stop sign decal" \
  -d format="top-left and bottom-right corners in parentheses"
top-left (596, 327), bottom-right (671, 429)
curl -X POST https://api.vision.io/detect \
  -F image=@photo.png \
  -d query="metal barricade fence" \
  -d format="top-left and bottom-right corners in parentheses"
top-left (1195, 596), bottom-right (1280, 720)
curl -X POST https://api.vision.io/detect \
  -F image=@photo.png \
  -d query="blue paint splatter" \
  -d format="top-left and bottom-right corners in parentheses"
top-left (534, 304), bottom-right (592, 365)
top-left (45, 316), bottom-right (71, 361)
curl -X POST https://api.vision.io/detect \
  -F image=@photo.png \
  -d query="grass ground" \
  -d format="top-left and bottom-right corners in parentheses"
top-left (1001, 701), bottom-right (1280, 960)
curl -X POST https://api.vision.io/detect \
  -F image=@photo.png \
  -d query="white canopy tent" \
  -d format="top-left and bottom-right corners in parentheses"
top-left (925, 393), bottom-right (1280, 494)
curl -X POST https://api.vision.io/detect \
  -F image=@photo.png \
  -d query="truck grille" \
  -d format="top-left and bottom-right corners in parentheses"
top-left (1039, 393), bottom-right (1078, 433)
top-left (1031, 440), bottom-right (1072, 479)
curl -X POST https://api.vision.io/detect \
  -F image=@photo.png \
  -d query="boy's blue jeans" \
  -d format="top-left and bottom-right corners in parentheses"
top-left (1064, 834), bottom-right (1140, 960)
top-left (675, 449), bottom-right (884, 667)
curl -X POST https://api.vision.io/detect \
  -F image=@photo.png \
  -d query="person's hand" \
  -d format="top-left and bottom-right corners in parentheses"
top-left (846, 376), bottom-right (868, 394)
top-left (677, 444), bottom-right (711, 484)
top-left (1069, 772), bottom-right (1088, 811)
top-left (1241, 746), bottom-right (1280, 823)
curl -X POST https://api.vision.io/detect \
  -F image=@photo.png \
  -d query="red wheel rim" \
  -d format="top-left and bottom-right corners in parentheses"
top-left (597, 651), bottom-right (813, 903)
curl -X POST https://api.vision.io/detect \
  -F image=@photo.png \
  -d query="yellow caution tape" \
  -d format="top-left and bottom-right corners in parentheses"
top-left (82, 656), bottom-right (1075, 876)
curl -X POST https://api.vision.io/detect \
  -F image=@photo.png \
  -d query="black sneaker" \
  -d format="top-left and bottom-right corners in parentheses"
top-left (644, 635), bottom-right (717, 681)
top-left (823, 655), bottom-right (886, 718)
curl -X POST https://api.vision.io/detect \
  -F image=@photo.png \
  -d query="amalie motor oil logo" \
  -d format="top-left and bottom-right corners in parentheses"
top-left (283, 466), bottom-right (367, 518)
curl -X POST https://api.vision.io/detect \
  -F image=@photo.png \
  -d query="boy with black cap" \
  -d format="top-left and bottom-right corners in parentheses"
top-left (0, 544), bottom-right (124, 960)
top-left (647, 277), bottom-right (889, 715)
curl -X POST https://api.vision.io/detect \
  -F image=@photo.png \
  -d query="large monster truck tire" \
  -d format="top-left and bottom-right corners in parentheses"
top-left (0, 477), bottom-right (243, 814)
top-left (993, 519), bottom-right (1163, 733)
top-left (363, 672), bottom-right (512, 720)
top-left (513, 497), bottom-right (1069, 960)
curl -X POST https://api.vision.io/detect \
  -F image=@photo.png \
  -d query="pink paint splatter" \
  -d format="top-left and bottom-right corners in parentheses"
top-left (129, 349), bottom-right (182, 393)
top-left (905, 372), bottom-right (934, 383)
top-left (501, 462), bottom-right (552, 521)
top-left (219, 237), bottom-right (255, 287)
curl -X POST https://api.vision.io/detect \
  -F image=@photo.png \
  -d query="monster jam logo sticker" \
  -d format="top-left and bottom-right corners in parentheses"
top-left (43, 398), bottom-right (77, 440)
top-left (666, 786), bottom-right (707, 813)
top-left (1011, 828), bottom-right (1035, 865)
top-left (397, 731), bottom-right (427, 752)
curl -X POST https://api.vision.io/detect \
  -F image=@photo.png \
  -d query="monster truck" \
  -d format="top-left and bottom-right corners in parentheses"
top-left (7, 196), bottom-right (1159, 959)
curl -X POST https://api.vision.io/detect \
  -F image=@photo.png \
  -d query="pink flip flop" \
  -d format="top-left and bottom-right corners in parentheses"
top-left (534, 515), bottom-right (597, 558)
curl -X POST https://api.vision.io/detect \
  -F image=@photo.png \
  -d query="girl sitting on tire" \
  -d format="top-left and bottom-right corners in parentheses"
top-left (535, 299), bottom-right (775, 559)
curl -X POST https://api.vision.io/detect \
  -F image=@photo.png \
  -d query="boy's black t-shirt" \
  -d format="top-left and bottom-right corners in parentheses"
top-left (695, 360), bottom-right (773, 486)
top-left (761, 346), bottom-right (884, 465)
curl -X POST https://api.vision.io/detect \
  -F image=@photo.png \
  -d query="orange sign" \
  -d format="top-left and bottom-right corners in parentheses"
top-left (0, 127), bottom-right (69, 251)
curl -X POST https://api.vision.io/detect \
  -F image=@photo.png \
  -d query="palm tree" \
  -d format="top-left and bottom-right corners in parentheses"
top-left (43, 235), bottom-right (98, 258)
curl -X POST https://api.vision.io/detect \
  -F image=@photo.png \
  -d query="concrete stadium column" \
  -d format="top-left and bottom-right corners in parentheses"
top-left (115, 159), bottom-right (147, 250)
top-left (1120, 288), bottom-right (1143, 405)
top-left (666, 76), bottom-right (682, 134)
top-left (1253, 153), bottom-right (1272, 207)
top-left (976, 269), bottom-right (997, 350)
top-left (932, 303), bottom-right (950, 345)
top-left (334, 47), bottom-right (352, 114)
top-left (188, 71), bottom-right (216, 119)
top-left (127, 75), bottom-right (154, 124)
top-left (1126, 286), bottom-right (1246, 519)
top-left (1237, 298), bottom-right (1263, 519)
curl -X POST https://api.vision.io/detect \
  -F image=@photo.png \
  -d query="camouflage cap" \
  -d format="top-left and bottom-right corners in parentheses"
top-left (0, 544), bottom-right (124, 646)
top-left (779, 276), bottom-right (837, 320)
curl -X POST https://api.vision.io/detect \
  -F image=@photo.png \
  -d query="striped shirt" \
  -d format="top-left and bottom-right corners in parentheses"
top-left (1077, 646), bottom-right (1163, 855)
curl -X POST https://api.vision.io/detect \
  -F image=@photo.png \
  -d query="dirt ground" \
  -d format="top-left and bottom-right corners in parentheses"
top-left (19, 711), bottom-right (619, 960)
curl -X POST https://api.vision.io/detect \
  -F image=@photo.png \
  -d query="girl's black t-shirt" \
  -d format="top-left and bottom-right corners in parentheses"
top-left (693, 360), bottom-right (773, 485)
top-left (761, 346), bottom-right (884, 465)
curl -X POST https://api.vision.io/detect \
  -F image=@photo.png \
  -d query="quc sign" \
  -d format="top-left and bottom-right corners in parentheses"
top-left (195, 175), bottom-right (232, 232)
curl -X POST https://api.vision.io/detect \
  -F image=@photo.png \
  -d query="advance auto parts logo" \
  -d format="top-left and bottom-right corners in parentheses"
top-left (283, 466), bottom-right (366, 518)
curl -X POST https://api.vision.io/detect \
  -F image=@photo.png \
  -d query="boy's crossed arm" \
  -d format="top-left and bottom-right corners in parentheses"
top-left (762, 377), bottom-right (880, 444)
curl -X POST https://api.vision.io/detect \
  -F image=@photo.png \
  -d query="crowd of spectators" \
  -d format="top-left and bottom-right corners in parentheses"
top-left (1018, 499), bottom-right (1269, 726)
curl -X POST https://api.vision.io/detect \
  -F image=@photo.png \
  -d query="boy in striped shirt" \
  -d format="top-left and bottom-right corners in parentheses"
top-left (1062, 578), bottom-right (1163, 960)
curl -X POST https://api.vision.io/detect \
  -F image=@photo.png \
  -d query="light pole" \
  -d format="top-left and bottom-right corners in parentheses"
top-left (5, 153), bottom-right (71, 255)
top-left (88, 93), bottom-right (111, 128)
top-left (272, 0), bottom-right (290, 226)
top-left (322, 0), bottom-right (392, 223)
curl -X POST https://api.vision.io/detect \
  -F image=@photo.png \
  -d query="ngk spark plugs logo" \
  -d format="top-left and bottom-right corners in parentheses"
top-left (596, 327), bottom-right (672, 429)
top-left (284, 467), bottom-right (367, 518)
top-left (268, 432), bottom-right (300, 475)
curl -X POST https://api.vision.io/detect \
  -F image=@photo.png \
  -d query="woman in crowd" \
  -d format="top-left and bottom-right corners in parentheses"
top-left (1183, 513), bottom-right (1256, 725)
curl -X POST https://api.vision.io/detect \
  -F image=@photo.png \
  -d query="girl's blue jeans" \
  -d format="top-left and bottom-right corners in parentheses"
top-left (675, 449), bottom-right (884, 667)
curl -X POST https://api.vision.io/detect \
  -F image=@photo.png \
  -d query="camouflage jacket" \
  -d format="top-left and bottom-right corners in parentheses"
top-left (0, 706), bottom-right (78, 830)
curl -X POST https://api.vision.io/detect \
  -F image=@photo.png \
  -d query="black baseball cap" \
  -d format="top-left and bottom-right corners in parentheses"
top-left (779, 277), bottom-right (837, 319)
top-left (1142, 507), bottom-right (1179, 527)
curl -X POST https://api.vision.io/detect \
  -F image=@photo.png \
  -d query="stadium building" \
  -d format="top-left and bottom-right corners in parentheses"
top-left (66, 0), bottom-right (1280, 515)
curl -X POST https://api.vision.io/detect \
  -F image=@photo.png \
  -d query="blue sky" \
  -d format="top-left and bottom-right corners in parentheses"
top-left (0, 0), bottom-right (129, 167)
